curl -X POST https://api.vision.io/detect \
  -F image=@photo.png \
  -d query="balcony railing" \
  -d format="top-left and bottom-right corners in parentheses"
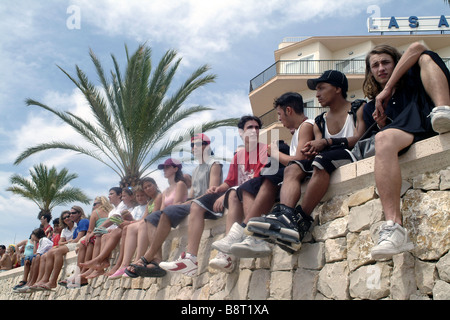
top-left (260, 106), bottom-right (329, 129)
top-left (250, 58), bottom-right (450, 93)
top-left (250, 59), bottom-right (365, 92)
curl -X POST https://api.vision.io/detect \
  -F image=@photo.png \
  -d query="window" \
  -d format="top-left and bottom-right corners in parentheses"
top-left (336, 54), bottom-right (365, 73)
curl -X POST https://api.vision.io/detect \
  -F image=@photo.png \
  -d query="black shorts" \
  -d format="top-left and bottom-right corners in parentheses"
top-left (290, 147), bottom-right (355, 175)
top-left (236, 173), bottom-right (283, 203)
top-left (191, 192), bottom-right (226, 220)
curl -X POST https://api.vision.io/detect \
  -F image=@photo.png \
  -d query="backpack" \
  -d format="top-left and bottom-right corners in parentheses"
top-left (314, 99), bottom-right (366, 137)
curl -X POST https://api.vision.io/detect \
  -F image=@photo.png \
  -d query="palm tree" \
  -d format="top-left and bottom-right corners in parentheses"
top-left (7, 163), bottom-right (91, 217)
top-left (15, 44), bottom-right (238, 187)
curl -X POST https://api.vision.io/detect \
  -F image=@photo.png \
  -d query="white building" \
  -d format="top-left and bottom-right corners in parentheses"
top-left (249, 33), bottom-right (450, 143)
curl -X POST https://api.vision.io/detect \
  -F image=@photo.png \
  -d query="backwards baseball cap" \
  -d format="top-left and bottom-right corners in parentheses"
top-left (191, 133), bottom-right (211, 144)
top-left (157, 158), bottom-right (182, 170)
top-left (307, 70), bottom-right (348, 94)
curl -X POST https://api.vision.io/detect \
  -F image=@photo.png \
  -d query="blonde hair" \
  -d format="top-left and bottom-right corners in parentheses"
top-left (94, 196), bottom-right (113, 213)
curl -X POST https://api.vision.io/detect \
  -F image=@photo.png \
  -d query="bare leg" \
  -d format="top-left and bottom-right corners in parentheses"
top-left (418, 54), bottom-right (450, 106)
top-left (34, 250), bottom-right (55, 286)
top-left (22, 260), bottom-right (31, 283)
top-left (108, 226), bottom-right (129, 275)
top-left (44, 246), bottom-right (69, 288)
top-left (81, 231), bottom-right (117, 268)
top-left (27, 255), bottom-right (41, 286)
top-left (82, 229), bottom-right (122, 278)
top-left (279, 164), bottom-right (307, 208)
top-left (34, 254), bottom-right (46, 284)
top-left (301, 167), bottom-right (331, 216)
top-left (144, 214), bottom-right (172, 263)
top-left (374, 129), bottom-right (414, 225)
top-left (186, 203), bottom-right (206, 256)
top-left (116, 222), bottom-right (141, 269)
top-left (128, 214), bottom-right (172, 272)
top-left (135, 220), bottom-right (150, 259)
top-left (243, 179), bottom-right (278, 224)
top-left (224, 190), bottom-right (244, 232)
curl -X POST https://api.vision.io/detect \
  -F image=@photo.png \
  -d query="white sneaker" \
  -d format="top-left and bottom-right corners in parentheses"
top-left (209, 251), bottom-right (235, 272)
top-left (430, 106), bottom-right (450, 134)
top-left (371, 220), bottom-right (414, 260)
top-left (230, 236), bottom-right (272, 258)
top-left (211, 222), bottom-right (245, 254)
top-left (159, 252), bottom-right (198, 277)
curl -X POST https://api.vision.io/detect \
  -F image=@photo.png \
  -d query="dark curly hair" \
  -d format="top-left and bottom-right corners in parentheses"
top-left (237, 115), bottom-right (262, 130)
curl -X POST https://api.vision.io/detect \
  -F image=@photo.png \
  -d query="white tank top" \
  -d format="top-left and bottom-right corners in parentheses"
top-left (290, 119), bottom-right (315, 156)
top-left (324, 113), bottom-right (355, 139)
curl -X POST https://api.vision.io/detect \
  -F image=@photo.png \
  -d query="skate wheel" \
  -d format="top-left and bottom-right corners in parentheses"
top-left (277, 240), bottom-right (301, 254)
top-left (291, 242), bottom-right (302, 251)
top-left (278, 244), bottom-right (295, 254)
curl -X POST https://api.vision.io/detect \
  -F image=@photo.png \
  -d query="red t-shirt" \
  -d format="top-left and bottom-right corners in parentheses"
top-left (51, 234), bottom-right (61, 247)
top-left (43, 225), bottom-right (53, 238)
top-left (224, 143), bottom-right (268, 187)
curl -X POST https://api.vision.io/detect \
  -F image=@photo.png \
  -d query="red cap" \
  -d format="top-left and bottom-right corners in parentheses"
top-left (191, 133), bottom-right (210, 144)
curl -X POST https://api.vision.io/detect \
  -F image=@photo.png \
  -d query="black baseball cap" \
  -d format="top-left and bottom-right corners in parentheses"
top-left (307, 70), bottom-right (348, 94)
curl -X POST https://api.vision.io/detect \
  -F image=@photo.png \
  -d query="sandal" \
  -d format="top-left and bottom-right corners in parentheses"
top-left (108, 267), bottom-right (126, 280)
top-left (58, 280), bottom-right (69, 287)
top-left (37, 284), bottom-right (55, 291)
top-left (133, 257), bottom-right (167, 278)
top-left (124, 258), bottom-right (144, 278)
top-left (13, 281), bottom-right (27, 290)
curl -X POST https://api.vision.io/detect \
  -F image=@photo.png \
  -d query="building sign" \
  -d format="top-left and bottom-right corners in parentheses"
top-left (368, 15), bottom-right (450, 33)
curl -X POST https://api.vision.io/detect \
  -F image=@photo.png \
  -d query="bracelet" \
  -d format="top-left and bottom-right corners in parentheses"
top-left (323, 138), bottom-right (330, 146)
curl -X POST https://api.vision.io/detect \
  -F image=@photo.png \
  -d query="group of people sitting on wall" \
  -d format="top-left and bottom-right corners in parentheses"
top-left (7, 42), bottom-right (450, 292)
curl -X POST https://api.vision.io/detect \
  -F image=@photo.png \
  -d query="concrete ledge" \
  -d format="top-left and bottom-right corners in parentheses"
top-left (174, 132), bottom-right (450, 238)
top-left (323, 132), bottom-right (450, 200)
top-left (1, 132), bottom-right (449, 300)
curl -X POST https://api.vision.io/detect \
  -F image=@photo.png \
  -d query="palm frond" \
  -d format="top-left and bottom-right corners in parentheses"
top-left (16, 44), bottom-right (238, 186)
top-left (7, 164), bottom-right (91, 213)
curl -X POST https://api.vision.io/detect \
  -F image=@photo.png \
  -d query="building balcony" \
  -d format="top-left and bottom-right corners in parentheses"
top-left (249, 59), bottom-right (366, 93)
top-left (250, 58), bottom-right (450, 93)
top-left (249, 58), bottom-right (450, 123)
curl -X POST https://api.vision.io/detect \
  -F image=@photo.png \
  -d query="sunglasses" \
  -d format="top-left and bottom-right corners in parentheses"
top-left (70, 211), bottom-right (79, 215)
top-left (191, 141), bottom-right (209, 148)
top-left (93, 202), bottom-right (100, 206)
top-left (63, 216), bottom-right (70, 220)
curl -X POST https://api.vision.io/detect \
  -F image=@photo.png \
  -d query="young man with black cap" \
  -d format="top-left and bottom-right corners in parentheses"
top-left (246, 70), bottom-right (368, 253)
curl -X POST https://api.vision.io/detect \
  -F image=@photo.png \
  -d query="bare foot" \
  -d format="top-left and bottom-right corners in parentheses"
top-left (85, 269), bottom-right (105, 279)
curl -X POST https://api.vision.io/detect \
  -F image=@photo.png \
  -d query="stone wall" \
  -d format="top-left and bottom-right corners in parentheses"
top-left (1, 133), bottom-right (449, 300)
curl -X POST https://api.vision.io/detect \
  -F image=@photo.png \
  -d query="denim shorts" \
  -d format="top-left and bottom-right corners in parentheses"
top-left (145, 203), bottom-right (192, 228)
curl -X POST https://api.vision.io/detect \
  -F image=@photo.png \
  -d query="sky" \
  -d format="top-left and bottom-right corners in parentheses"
top-left (0, 0), bottom-right (449, 246)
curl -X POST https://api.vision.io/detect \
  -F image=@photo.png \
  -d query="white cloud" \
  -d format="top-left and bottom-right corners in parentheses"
top-left (72, 0), bottom-right (385, 64)
top-left (3, 89), bottom-right (90, 165)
